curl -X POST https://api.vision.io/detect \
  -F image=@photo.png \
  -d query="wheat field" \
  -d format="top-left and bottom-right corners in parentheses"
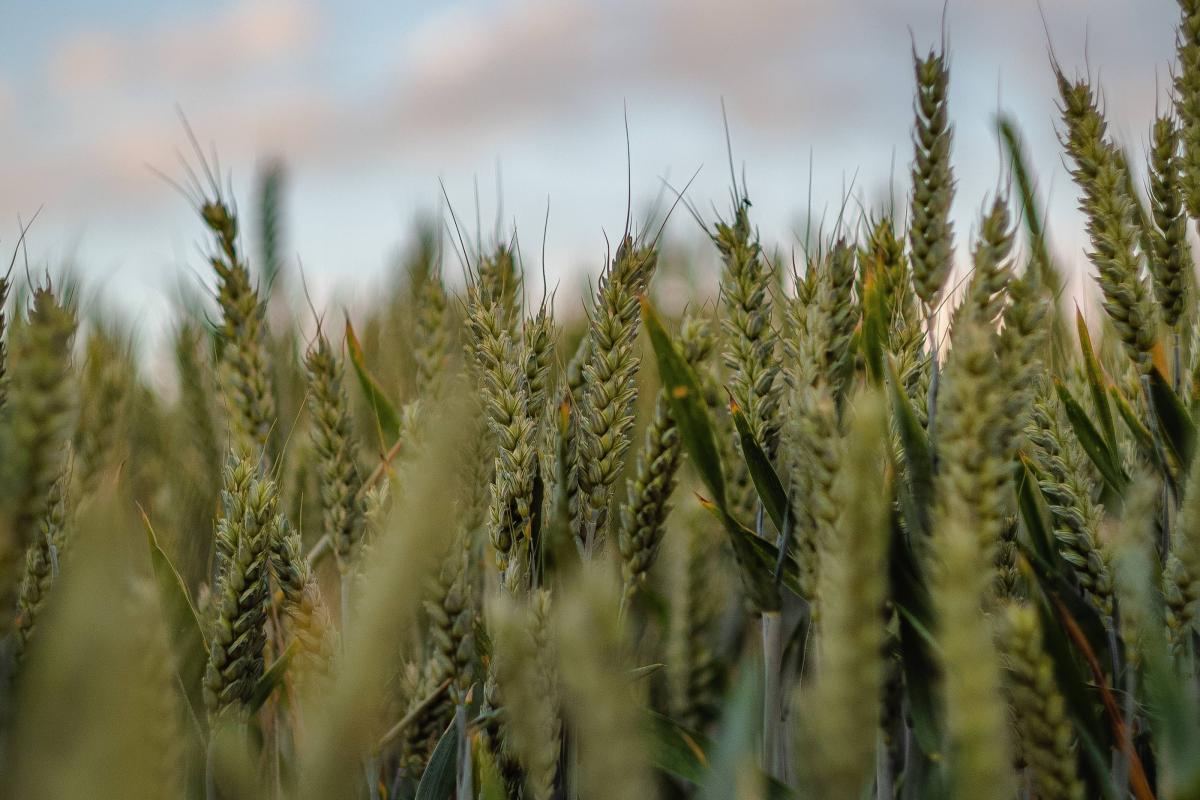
top-left (6, 5), bottom-right (1200, 800)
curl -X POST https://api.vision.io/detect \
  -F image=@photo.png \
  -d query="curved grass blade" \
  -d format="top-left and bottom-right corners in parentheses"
top-left (249, 639), bottom-right (298, 713)
top-left (886, 356), bottom-right (933, 538)
top-left (1111, 386), bottom-right (1158, 466)
top-left (1015, 454), bottom-right (1058, 565)
top-left (1014, 458), bottom-right (1117, 796)
top-left (729, 397), bottom-right (787, 533)
top-left (1054, 379), bottom-right (1127, 494)
top-left (140, 507), bottom-right (208, 728)
top-left (1075, 310), bottom-right (1119, 454)
top-left (646, 710), bottom-right (792, 799)
top-left (345, 316), bottom-right (401, 446)
top-left (475, 741), bottom-right (507, 800)
top-left (1048, 592), bottom-right (1154, 800)
top-left (697, 495), bottom-right (783, 612)
top-left (641, 295), bottom-right (726, 508)
top-left (647, 711), bottom-right (708, 784)
top-left (1016, 540), bottom-right (1112, 686)
top-left (998, 115), bottom-right (1062, 297)
top-left (415, 719), bottom-right (457, 800)
top-left (643, 296), bottom-right (791, 610)
top-left (1147, 365), bottom-right (1196, 472)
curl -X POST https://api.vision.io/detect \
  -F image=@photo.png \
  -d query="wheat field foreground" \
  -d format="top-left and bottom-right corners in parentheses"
top-left (9, 5), bottom-right (1200, 800)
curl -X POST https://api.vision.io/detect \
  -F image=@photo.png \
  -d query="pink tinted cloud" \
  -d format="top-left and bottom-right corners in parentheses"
top-left (15, 0), bottom-right (1174, 225)
top-left (381, 0), bottom-right (915, 151)
top-left (50, 0), bottom-right (318, 95)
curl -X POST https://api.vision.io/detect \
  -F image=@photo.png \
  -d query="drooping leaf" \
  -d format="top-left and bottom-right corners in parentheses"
top-left (1110, 386), bottom-right (1158, 468)
top-left (645, 710), bottom-right (792, 799)
top-left (540, 395), bottom-right (579, 584)
top-left (345, 316), bottom-right (402, 446)
top-left (698, 495), bottom-right (783, 612)
top-left (248, 639), bottom-right (298, 712)
top-left (1054, 379), bottom-right (1128, 494)
top-left (644, 296), bottom-right (794, 611)
top-left (1014, 454), bottom-right (1057, 566)
top-left (415, 719), bottom-right (457, 800)
top-left (1030, 592), bottom-right (1118, 800)
top-left (1075, 309), bottom-right (1119, 454)
top-left (729, 398), bottom-right (788, 533)
top-left (1147, 364), bottom-right (1196, 475)
top-left (1016, 541), bottom-right (1112, 685)
top-left (641, 296), bottom-right (726, 507)
top-left (1014, 458), bottom-right (1117, 797)
top-left (647, 711), bottom-right (709, 785)
top-left (886, 356), bottom-right (933, 538)
top-left (998, 115), bottom-right (1063, 297)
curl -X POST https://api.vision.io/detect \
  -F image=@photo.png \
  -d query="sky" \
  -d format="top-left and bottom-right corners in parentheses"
top-left (0, 0), bottom-right (1187, 352)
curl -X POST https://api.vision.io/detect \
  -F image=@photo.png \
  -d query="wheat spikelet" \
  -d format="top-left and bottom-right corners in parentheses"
top-left (304, 333), bottom-right (365, 571)
top-left (935, 314), bottom-right (1010, 592)
top-left (801, 391), bottom-right (889, 799)
top-left (1148, 114), bottom-right (1191, 330)
top-left (1056, 68), bottom-right (1159, 371)
top-left (1113, 474), bottom-right (1163, 670)
top-left (909, 46), bottom-right (956, 312)
top-left (555, 565), bottom-right (653, 800)
top-left (997, 275), bottom-right (1048, 448)
top-left (424, 543), bottom-right (475, 705)
top-left (413, 255), bottom-right (451, 397)
top-left (1026, 383), bottom-right (1115, 620)
top-left (1175, 0), bottom-right (1200, 220)
top-left (1165, 454), bottom-right (1200, 649)
top-left (202, 198), bottom-right (277, 456)
top-left (14, 458), bottom-right (71, 661)
top-left (999, 602), bottom-right (1085, 800)
top-left (813, 239), bottom-right (859, 404)
top-left (127, 578), bottom-right (186, 796)
top-left (785, 380), bottom-right (840, 606)
top-left (573, 237), bottom-right (657, 554)
top-left (959, 195), bottom-right (1013, 327)
top-left (270, 517), bottom-right (335, 684)
top-left (174, 320), bottom-right (222, 474)
top-left (489, 589), bottom-right (561, 800)
top-left (933, 501), bottom-right (1017, 800)
top-left (2, 286), bottom-right (78, 627)
top-left (716, 198), bottom-right (782, 455)
top-left (476, 242), bottom-right (522, 336)
top-left (861, 214), bottom-right (921, 338)
top-left (203, 452), bottom-right (278, 719)
top-left (467, 285), bottom-right (536, 583)
top-left (75, 328), bottom-right (132, 495)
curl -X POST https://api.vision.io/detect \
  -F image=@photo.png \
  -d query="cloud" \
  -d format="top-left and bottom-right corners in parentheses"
top-left (49, 0), bottom-right (318, 95)
top-left (9, 0), bottom-right (1180, 254)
